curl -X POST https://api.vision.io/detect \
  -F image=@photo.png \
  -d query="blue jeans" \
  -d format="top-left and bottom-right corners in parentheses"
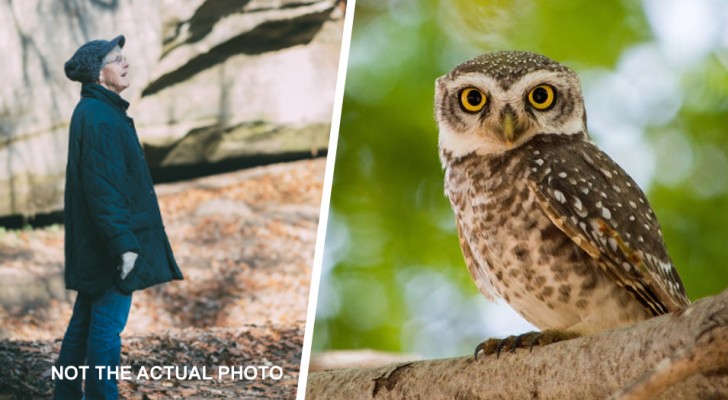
top-left (53, 284), bottom-right (132, 400)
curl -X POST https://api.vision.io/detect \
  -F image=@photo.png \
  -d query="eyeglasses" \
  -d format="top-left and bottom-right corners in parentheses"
top-left (104, 54), bottom-right (126, 65)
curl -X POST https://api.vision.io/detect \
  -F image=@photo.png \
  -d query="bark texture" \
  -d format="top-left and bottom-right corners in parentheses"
top-left (306, 289), bottom-right (728, 399)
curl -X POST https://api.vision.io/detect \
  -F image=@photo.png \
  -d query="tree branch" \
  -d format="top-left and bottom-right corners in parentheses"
top-left (307, 289), bottom-right (728, 399)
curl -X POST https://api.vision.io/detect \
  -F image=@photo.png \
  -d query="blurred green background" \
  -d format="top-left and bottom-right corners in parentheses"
top-left (313, 0), bottom-right (728, 357)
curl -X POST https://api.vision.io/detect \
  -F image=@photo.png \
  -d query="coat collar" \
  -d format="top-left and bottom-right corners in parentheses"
top-left (81, 83), bottom-right (130, 113)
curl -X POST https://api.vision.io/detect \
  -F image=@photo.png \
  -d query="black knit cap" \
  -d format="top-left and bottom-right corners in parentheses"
top-left (64, 35), bottom-right (125, 83)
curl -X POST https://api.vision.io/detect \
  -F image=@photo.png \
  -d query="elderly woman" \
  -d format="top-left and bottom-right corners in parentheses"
top-left (55, 35), bottom-right (183, 400)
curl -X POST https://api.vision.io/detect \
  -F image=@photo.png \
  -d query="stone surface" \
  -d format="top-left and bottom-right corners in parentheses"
top-left (0, 0), bottom-right (341, 217)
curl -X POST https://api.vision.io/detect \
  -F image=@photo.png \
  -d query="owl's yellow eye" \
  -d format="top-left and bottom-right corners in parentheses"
top-left (528, 84), bottom-right (555, 110)
top-left (459, 88), bottom-right (487, 113)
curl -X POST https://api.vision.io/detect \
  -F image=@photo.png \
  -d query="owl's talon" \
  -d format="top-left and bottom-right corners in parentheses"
top-left (474, 330), bottom-right (579, 359)
top-left (527, 333), bottom-right (541, 353)
top-left (473, 338), bottom-right (500, 360)
top-left (511, 333), bottom-right (525, 352)
top-left (473, 342), bottom-right (484, 359)
top-left (528, 329), bottom-right (580, 352)
top-left (495, 335), bottom-right (515, 358)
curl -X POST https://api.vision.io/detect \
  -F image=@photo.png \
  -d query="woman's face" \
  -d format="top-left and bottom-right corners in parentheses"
top-left (99, 47), bottom-right (130, 94)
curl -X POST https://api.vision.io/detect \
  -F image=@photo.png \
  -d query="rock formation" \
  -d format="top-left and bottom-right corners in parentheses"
top-left (0, 0), bottom-right (341, 217)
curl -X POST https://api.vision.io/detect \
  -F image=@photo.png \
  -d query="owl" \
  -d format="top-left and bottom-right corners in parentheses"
top-left (435, 51), bottom-right (689, 341)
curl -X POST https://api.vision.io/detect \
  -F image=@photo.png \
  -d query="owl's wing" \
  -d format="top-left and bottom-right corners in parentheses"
top-left (456, 217), bottom-right (497, 300)
top-left (525, 139), bottom-right (690, 315)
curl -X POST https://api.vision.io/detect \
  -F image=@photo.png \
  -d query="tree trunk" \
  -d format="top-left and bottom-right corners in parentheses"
top-left (306, 289), bottom-right (728, 399)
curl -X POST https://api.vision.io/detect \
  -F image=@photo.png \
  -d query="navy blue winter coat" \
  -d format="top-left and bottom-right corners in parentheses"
top-left (64, 83), bottom-right (183, 295)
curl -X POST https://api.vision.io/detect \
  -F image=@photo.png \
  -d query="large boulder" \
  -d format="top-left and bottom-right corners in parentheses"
top-left (0, 0), bottom-right (341, 217)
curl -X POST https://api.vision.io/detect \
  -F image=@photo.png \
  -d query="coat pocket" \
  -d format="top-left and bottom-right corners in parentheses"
top-left (115, 251), bottom-right (148, 294)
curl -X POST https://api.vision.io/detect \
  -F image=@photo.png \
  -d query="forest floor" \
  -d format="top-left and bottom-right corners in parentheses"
top-left (0, 158), bottom-right (325, 399)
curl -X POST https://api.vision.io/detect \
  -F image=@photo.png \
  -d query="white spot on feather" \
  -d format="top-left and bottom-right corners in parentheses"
top-left (602, 207), bottom-right (612, 220)
top-left (608, 237), bottom-right (618, 252)
top-left (573, 197), bottom-right (588, 217)
top-left (553, 190), bottom-right (566, 204)
top-left (659, 261), bottom-right (672, 274)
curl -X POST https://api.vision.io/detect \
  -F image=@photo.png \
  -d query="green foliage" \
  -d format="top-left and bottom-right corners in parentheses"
top-left (314, 0), bottom-right (728, 355)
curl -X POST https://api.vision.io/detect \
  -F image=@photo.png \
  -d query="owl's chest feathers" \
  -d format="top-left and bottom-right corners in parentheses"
top-left (446, 153), bottom-right (583, 297)
top-left (446, 153), bottom-right (540, 247)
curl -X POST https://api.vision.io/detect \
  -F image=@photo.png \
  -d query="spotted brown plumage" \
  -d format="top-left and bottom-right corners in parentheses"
top-left (436, 51), bottom-right (689, 336)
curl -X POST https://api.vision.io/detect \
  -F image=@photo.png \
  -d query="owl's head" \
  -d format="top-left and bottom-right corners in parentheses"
top-left (436, 51), bottom-right (587, 162)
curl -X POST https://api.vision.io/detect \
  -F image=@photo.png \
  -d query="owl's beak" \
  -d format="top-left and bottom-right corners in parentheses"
top-left (499, 106), bottom-right (523, 148)
top-left (502, 113), bottom-right (516, 147)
